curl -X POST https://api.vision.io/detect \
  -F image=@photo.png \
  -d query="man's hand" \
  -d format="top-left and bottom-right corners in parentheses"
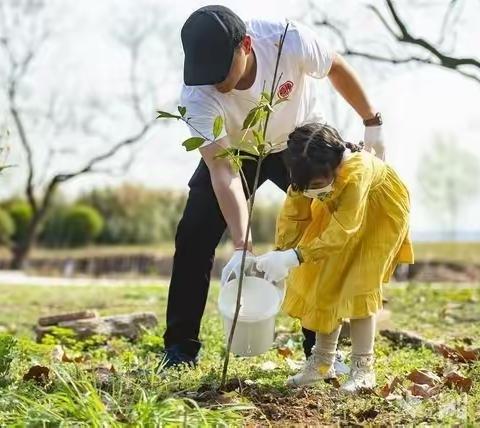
top-left (364, 125), bottom-right (385, 160)
top-left (256, 249), bottom-right (299, 283)
top-left (221, 250), bottom-right (255, 286)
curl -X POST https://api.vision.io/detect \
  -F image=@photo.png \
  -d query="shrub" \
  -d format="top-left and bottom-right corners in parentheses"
top-left (39, 203), bottom-right (70, 248)
top-left (62, 204), bottom-right (104, 247)
top-left (0, 208), bottom-right (15, 245)
top-left (6, 201), bottom-right (32, 243)
top-left (79, 184), bottom-right (187, 244)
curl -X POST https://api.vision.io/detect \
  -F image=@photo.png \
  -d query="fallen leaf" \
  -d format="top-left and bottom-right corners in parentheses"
top-left (379, 376), bottom-right (402, 398)
top-left (407, 369), bottom-right (441, 386)
top-left (277, 347), bottom-right (293, 358)
top-left (436, 344), bottom-right (480, 363)
top-left (23, 365), bottom-right (50, 385)
top-left (408, 383), bottom-right (441, 398)
top-left (444, 371), bottom-right (473, 393)
top-left (454, 346), bottom-right (480, 362)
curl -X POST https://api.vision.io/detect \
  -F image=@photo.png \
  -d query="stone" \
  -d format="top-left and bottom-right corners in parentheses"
top-left (38, 310), bottom-right (99, 327)
top-left (35, 312), bottom-right (158, 342)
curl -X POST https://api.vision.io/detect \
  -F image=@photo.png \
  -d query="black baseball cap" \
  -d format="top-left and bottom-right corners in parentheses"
top-left (181, 5), bottom-right (246, 86)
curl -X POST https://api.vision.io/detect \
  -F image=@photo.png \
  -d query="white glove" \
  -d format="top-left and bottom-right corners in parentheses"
top-left (364, 125), bottom-right (385, 161)
top-left (256, 249), bottom-right (299, 283)
top-left (221, 250), bottom-right (255, 286)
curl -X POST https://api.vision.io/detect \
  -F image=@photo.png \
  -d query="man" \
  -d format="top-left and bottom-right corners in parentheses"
top-left (162, 5), bottom-right (384, 367)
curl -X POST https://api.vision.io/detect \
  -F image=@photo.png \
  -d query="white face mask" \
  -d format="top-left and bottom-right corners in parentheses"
top-left (303, 180), bottom-right (334, 200)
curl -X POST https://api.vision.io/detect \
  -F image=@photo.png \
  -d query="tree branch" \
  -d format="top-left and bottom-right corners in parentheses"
top-left (8, 86), bottom-right (37, 213)
top-left (37, 120), bottom-right (153, 215)
top-left (314, 0), bottom-right (480, 84)
top-left (52, 121), bottom-right (152, 183)
top-left (2, 26), bottom-right (50, 214)
top-left (378, 0), bottom-right (479, 69)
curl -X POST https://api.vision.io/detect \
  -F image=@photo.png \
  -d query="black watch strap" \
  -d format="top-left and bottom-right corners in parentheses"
top-left (363, 112), bottom-right (382, 127)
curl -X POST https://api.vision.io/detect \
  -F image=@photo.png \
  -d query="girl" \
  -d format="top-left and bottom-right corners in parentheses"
top-left (256, 123), bottom-right (414, 393)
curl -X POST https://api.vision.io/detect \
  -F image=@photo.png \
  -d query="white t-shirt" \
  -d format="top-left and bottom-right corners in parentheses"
top-left (179, 19), bottom-right (335, 153)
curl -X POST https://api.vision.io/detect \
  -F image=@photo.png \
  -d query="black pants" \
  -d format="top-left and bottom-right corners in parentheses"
top-left (163, 152), bottom-right (315, 357)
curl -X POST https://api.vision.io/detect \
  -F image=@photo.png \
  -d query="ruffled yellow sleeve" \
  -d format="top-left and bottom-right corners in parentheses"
top-left (296, 172), bottom-right (370, 263)
top-left (275, 186), bottom-right (313, 251)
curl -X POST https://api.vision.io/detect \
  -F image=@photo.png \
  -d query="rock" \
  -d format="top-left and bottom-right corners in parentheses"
top-left (38, 310), bottom-right (99, 327)
top-left (35, 312), bottom-right (158, 342)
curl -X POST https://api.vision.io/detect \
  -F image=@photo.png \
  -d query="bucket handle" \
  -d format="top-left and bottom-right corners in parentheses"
top-left (225, 261), bottom-right (286, 304)
top-left (223, 255), bottom-right (259, 286)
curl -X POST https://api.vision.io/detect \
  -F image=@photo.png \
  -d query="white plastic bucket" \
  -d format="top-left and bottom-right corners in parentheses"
top-left (218, 275), bottom-right (284, 356)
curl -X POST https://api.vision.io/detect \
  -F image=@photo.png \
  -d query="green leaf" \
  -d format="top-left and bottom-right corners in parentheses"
top-left (182, 137), bottom-right (205, 151)
top-left (213, 116), bottom-right (224, 139)
top-left (249, 145), bottom-right (260, 156)
top-left (230, 157), bottom-right (242, 173)
top-left (156, 111), bottom-right (181, 120)
top-left (261, 91), bottom-right (271, 102)
top-left (235, 138), bottom-right (260, 156)
top-left (178, 106), bottom-right (187, 117)
top-left (214, 148), bottom-right (232, 159)
top-left (238, 155), bottom-right (258, 162)
top-left (252, 130), bottom-right (264, 146)
top-left (242, 108), bottom-right (261, 130)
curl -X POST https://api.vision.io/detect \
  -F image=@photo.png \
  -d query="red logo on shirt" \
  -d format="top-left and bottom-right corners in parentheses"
top-left (278, 80), bottom-right (294, 99)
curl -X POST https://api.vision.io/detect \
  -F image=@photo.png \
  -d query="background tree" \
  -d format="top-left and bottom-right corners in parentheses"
top-left (312, 0), bottom-right (479, 84)
top-left (417, 134), bottom-right (479, 239)
top-left (0, 0), bottom-right (173, 268)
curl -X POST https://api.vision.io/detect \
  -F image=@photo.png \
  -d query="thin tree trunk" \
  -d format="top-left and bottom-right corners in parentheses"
top-left (9, 213), bottom-right (43, 270)
top-left (10, 237), bottom-right (33, 270)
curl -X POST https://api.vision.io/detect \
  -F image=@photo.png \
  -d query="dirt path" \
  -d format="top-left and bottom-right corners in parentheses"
top-left (0, 270), bottom-right (168, 287)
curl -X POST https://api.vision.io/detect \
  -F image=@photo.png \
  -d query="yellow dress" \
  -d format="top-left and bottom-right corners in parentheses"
top-left (276, 151), bottom-right (414, 334)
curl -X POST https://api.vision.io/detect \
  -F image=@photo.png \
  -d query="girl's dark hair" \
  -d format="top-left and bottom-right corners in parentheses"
top-left (283, 123), bottom-right (362, 192)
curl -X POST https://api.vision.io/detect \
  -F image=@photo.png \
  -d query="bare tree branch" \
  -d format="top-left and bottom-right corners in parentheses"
top-left (314, 0), bottom-right (480, 84)
top-left (438, 0), bottom-right (462, 45)
top-left (8, 88), bottom-right (38, 212)
top-left (49, 121), bottom-right (152, 184)
top-left (380, 0), bottom-right (479, 69)
top-left (2, 23), bottom-right (50, 214)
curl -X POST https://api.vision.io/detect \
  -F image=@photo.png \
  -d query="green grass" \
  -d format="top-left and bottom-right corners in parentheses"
top-left (0, 282), bottom-right (479, 425)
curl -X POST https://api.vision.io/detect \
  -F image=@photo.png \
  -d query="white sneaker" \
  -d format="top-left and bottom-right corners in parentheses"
top-left (286, 353), bottom-right (336, 387)
top-left (340, 355), bottom-right (376, 394)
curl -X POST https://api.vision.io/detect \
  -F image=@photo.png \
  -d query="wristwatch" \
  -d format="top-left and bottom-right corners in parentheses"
top-left (363, 112), bottom-right (383, 127)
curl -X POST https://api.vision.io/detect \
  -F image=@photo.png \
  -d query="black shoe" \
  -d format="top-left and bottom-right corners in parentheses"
top-left (159, 345), bottom-right (198, 370)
